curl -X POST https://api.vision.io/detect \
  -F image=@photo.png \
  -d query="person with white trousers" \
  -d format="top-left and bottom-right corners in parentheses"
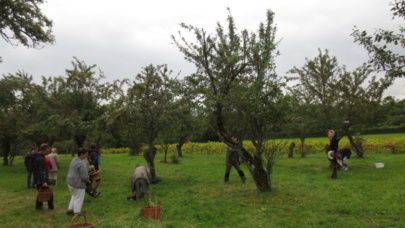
top-left (66, 148), bottom-right (89, 216)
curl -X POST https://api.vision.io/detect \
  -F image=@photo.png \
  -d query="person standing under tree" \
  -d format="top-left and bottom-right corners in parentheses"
top-left (33, 144), bottom-right (54, 210)
top-left (47, 148), bottom-right (60, 186)
top-left (224, 136), bottom-right (246, 184)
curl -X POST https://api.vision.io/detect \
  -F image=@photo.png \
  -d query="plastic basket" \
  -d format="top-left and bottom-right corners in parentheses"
top-left (375, 163), bottom-right (384, 168)
top-left (37, 186), bottom-right (53, 202)
top-left (67, 213), bottom-right (94, 228)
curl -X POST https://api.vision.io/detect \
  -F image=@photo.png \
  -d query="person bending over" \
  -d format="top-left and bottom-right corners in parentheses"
top-left (128, 164), bottom-right (152, 201)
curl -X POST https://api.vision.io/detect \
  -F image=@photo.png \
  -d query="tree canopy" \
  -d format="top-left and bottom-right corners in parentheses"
top-left (0, 0), bottom-right (54, 62)
top-left (173, 9), bottom-right (285, 191)
top-left (352, 0), bottom-right (405, 78)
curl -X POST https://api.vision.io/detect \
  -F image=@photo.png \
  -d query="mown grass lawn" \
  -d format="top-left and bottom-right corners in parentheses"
top-left (1, 148), bottom-right (405, 227)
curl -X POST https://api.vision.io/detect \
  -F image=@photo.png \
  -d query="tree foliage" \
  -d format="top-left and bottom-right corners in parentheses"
top-left (289, 49), bottom-right (342, 130)
top-left (0, 0), bottom-right (55, 62)
top-left (289, 49), bottom-right (394, 158)
top-left (0, 72), bottom-right (37, 165)
top-left (352, 0), bottom-right (405, 78)
top-left (130, 64), bottom-right (175, 179)
top-left (173, 9), bottom-right (283, 191)
top-left (381, 96), bottom-right (405, 128)
top-left (43, 57), bottom-right (106, 151)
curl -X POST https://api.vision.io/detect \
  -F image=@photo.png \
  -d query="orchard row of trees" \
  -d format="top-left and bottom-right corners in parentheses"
top-left (1, 1), bottom-right (404, 191)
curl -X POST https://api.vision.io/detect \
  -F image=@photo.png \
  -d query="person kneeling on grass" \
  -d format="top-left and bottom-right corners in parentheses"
top-left (128, 164), bottom-right (152, 201)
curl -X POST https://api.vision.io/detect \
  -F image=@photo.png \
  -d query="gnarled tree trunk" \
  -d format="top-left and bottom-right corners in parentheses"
top-left (211, 108), bottom-right (271, 192)
top-left (347, 134), bottom-right (365, 158)
top-left (176, 136), bottom-right (187, 157)
top-left (1, 139), bottom-right (11, 166)
top-left (143, 146), bottom-right (157, 179)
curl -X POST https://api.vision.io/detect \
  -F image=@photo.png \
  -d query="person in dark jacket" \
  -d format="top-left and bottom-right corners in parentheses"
top-left (224, 136), bottom-right (246, 184)
top-left (339, 148), bottom-right (352, 171)
top-left (25, 146), bottom-right (38, 188)
top-left (327, 130), bottom-right (340, 179)
top-left (34, 143), bottom-right (54, 210)
top-left (88, 143), bottom-right (101, 192)
top-left (328, 148), bottom-right (352, 171)
top-left (328, 130), bottom-right (339, 153)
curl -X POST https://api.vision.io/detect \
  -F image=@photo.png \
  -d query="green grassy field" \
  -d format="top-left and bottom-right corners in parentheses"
top-left (1, 147), bottom-right (405, 227)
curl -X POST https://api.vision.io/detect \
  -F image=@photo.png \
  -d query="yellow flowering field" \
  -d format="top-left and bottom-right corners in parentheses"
top-left (101, 133), bottom-right (405, 155)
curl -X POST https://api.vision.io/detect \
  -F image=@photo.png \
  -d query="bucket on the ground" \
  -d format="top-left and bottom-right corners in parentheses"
top-left (375, 163), bottom-right (384, 168)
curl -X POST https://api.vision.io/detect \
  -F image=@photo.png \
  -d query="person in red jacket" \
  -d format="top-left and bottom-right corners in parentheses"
top-left (45, 157), bottom-right (52, 172)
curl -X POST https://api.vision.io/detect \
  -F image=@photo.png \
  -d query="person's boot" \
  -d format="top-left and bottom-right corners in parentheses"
top-left (92, 191), bottom-right (100, 198)
top-left (238, 170), bottom-right (246, 184)
top-left (224, 173), bottom-right (230, 183)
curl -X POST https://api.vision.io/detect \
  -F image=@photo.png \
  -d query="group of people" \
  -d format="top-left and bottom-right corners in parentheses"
top-left (25, 146), bottom-right (60, 189)
top-left (24, 144), bottom-right (56, 210)
top-left (223, 131), bottom-right (353, 182)
top-left (24, 143), bottom-right (102, 215)
top-left (25, 130), bottom-right (349, 214)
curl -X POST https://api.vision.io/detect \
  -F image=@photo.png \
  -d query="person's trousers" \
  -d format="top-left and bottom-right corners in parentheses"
top-left (224, 163), bottom-right (246, 183)
top-left (26, 171), bottom-right (35, 188)
top-left (36, 185), bottom-right (54, 209)
top-left (68, 185), bottom-right (85, 213)
top-left (225, 162), bottom-right (243, 173)
top-left (135, 178), bottom-right (150, 199)
top-left (49, 171), bottom-right (58, 185)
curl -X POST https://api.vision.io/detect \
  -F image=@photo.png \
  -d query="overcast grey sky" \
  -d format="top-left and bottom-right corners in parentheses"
top-left (1, 0), bottom-right (404, 99)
